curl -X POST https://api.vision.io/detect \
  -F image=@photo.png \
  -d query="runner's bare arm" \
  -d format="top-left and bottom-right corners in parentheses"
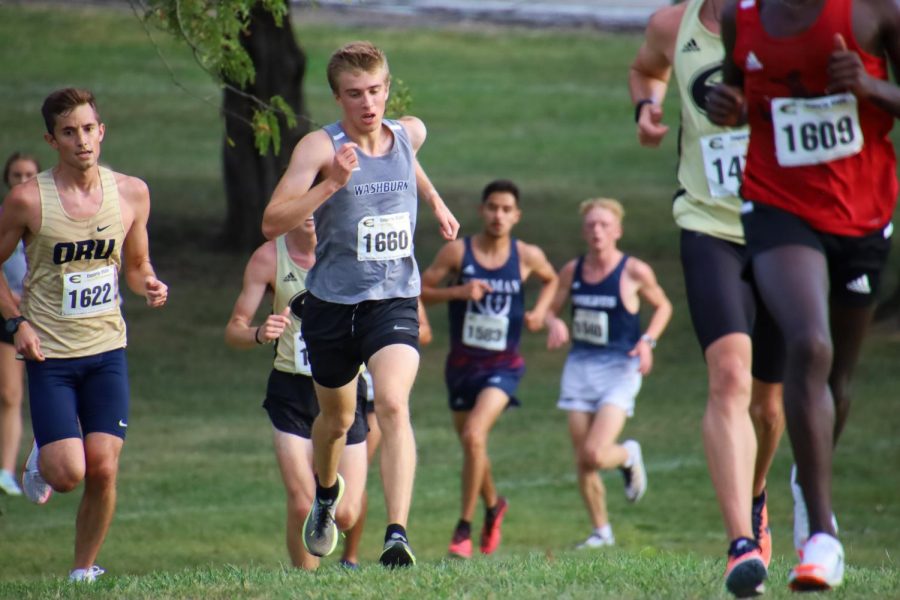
top-left (521, 242), bottom-right (559, 332)
top-left (629, 4), bottom-right (684, 147)
top-left (225, 242), bottom-right (290, 348)
top-left (545, 259), bottom-right (575, 350)
top-left (417, 298), bottom-right (433, 346)
top-left (415, 160), bottom-right (459, 242)
top-left (826, 3), bottom-right (900, 117)
top-left (262, 130), bottom-right (347, 239)
top-left (0, 183), bottom-right (43, 360)
top-left (120, 176), bottom-right (167, 308)
top-left (626, 258), bottom-right (672, 375)
top-left (707, 0), bottom-right (746, 126)
top-left (0, 185), bottom-right (32, 320)
top-left (401, 116), bottom-right (460, 241)
top-left (420, 240), bottom-right (487, 304)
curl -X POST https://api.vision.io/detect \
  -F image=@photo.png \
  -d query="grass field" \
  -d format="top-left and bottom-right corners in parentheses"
top-left (0, 4), bottom-right (898, 598)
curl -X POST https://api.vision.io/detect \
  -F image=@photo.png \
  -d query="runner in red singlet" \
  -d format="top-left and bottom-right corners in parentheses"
top-left (708, 0), bottom-right (900, 592)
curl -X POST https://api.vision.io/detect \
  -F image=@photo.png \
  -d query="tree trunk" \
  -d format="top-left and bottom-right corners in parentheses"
top-left (222, 5), bottom-right (308, 252)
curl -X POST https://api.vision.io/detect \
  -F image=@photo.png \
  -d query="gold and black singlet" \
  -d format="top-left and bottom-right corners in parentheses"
top-left (272, 235), bottom-right (311, 375)
top-left (672, 0), bottom-right (748, 244)
top-left (21, 167), bottom-right (127, 357)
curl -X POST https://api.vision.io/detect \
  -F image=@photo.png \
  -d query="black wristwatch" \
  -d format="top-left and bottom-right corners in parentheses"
top-left (4, 316), bottom-right (26, 335)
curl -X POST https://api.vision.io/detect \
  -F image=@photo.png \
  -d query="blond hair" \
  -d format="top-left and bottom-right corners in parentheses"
top-left (326, 41), bottom-right (390, 93)
top-left (579, 198), bottom-right (624, 222)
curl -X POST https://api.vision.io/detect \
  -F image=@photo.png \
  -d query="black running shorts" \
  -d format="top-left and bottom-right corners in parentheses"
top-left (263, 369), bottom-right (368, 444)
top-left (680, 229), bottom-right (784, 383)
top-left (301, 294), bottom-right (419, 388)
top-left (741, 201), bottom-right (892, 308)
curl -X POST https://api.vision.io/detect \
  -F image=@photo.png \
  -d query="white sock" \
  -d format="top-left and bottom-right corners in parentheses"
top-left (594, 524), bottom-right (612, 539)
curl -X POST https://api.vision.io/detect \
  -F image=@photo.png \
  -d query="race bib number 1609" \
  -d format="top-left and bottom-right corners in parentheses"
top-left (772, 93), bottom-right (863, 167)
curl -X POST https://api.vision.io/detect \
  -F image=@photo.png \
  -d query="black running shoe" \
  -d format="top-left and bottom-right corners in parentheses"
top-left (380, 531), bottom-right (417, 568)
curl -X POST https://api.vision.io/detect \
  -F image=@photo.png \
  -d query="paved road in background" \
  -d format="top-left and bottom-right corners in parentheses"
top-left (295, 0), bottom-right (669, 30)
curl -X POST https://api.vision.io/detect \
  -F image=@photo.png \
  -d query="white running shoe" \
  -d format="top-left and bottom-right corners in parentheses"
top-left (0, 469), bottom-right (23, 496)
top-left (302, 473), bottom-right (344, 557)
top-left (789, 533), bottom-right (844, 591)
top-left (791, 464), bottom-right (838, 558)
top-left (22, 442), bottom-right (52, 504)
top-left (576, 532), bottom-right (615, 549)
top-left (621, 440), bottom-right (647, 503)
top-left (69, 565), bottom-right (106, 583)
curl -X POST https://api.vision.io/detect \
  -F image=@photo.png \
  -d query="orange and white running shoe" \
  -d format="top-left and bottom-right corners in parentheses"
top-left (480, 496), bottom-right (508, 555)
top-left (791, 464), bottom-right (838, 559)
top-left (724, 537), bottom-right (767, 598)
top-left (751, 490), bottom-right (772, 567)
top-left (789, 533), bottom-right (844, 592)
top-left (448, 528), bottom-right (472, 559)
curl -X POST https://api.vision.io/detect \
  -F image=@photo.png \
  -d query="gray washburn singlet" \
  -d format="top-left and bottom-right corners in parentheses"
top-left (306, 119), bottom-right (420, 304)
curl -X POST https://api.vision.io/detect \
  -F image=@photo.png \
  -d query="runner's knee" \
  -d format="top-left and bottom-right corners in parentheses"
top-left (85, 454), bottom-right (119, 488)
top-left (374, 394), bottom-right (409, 422)
top-left (318, 410), bottom-right (356, 438)
top-left (750, 398), bottom-right (783, 434)
top-left (0, 385), bottom-right (21, 408)
top-left (707, 353), bottom-right (752, 408)
top-left (287, 491), bottom-right (313, 522)
top-left (44, 461), bottom-right (85, 492)
top-left (786, 330), bottom-right (832, 373)
top-left (460, 426), bottom-right (488, 453)
top-left (335, 502), bottom-right (360, 530)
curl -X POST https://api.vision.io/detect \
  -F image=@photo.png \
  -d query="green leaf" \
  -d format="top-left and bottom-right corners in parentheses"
top-left (387, 78), bottom-right (413, 117)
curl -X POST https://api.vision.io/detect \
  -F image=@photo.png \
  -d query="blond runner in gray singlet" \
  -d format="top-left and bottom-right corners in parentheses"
top-left (262, 41), bottom-right (458, 568)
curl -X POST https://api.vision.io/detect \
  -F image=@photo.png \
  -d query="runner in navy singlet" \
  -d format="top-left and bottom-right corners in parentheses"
top-left (546, 198), bottom-right (671, 551)
top-left (708, 0), bottom-right (900, 591)
top-left (421, 179), bottom-right (558, 559)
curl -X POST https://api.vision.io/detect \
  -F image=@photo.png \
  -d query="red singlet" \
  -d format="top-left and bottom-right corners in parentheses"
top-left (735, 0), bottom-right (897, 236)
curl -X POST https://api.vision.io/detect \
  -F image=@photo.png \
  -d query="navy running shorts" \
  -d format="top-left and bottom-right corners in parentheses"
top-left (445, 354), bottom-right (524, 412)
top-left (27, 348), bottom-right (130, 447)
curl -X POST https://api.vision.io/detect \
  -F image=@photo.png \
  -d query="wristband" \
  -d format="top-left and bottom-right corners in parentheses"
top-left (634, 99), bottom-right (654, 123)
top-left (254, 327), bottom-right (264, 345)
top-left (640, 334), bottom-right (657, 349)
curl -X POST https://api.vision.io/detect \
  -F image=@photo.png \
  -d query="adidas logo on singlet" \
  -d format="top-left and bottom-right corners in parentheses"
top-left (846, 274), bottom-right (872, 295)
top-left (283, 272), bottom-right (298, 282)
top-left (462, 264), bottom-right (476, 276)
top-left (681, 38), bottom-right (700, 53)
top-left (745, 51), bottom-right (764, 71)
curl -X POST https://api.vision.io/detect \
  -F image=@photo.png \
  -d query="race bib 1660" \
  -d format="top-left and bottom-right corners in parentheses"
top-left (357, 212), bottom-right (412, 261)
